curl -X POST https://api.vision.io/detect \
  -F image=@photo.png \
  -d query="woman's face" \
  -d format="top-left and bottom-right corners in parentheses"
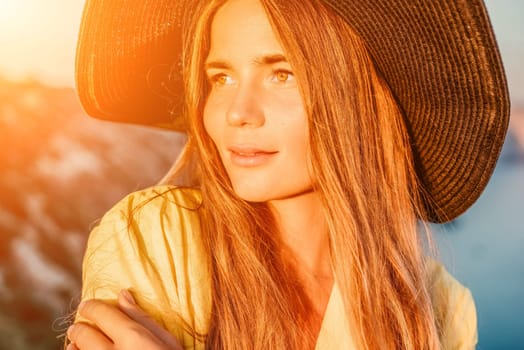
top-left (203, 0), bottom-right (312, 203)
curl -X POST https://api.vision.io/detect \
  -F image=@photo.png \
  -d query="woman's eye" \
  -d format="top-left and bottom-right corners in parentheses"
top-left (209, 73), bottom-right (234, 86)
top-left (271, 70), bottom-right (294, 83)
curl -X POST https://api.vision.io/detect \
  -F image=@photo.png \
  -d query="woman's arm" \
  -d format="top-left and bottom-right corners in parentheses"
top-left (71, 186), bottom-right (210, 349)
top-left (68, 290), bottom-right (183, 350)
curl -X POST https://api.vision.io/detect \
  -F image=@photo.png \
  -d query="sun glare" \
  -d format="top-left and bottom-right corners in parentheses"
top-left (0, 2), bottom-right (24, 28)
top-left (0, 0), bottom-right (84, 86)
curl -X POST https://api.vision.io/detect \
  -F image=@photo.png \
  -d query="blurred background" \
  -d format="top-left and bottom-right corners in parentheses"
top-left (0, 0), bottom-right (522, 349)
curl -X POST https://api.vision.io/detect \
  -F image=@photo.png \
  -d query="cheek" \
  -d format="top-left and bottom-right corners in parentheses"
top-left (294, 118), bottom-right (312, 178)
top-left (202, 103), bottom-right (220, 146)
top-left (278, 116), bottom-right (311, 174)
top-left (284, 111), bottom-right (310, 159)
top-left (292, 129), bottom-right (311, 170)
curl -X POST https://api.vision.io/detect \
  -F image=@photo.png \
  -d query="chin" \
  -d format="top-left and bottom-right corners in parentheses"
top-left (231, 183), bottom-right (315, 203)
top-left (232, 186), bottom-right (270, 203)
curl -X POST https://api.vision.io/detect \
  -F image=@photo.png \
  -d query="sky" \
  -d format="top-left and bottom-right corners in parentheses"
top-left (0, 0), bottom-right (84, 87)
top-left (0, 0), bottom-right (523, 105)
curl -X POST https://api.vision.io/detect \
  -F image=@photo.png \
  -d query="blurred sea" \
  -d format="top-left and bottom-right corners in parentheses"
top-left (433, 141), bottom-right (524, 349)
top-left (433, 2), bottom-right (524, 349)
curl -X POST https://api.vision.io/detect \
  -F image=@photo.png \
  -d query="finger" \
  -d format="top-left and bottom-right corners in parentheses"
top-left (118, 290), bottom-right (183, 350)
top-left (77, 298), bottom-right (137, 341)
top-left (67, 322), bottom-right (112, 350)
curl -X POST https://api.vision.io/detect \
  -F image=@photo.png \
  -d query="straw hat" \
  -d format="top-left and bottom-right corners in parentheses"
top-left (75, 0), bottom-right (510, 223)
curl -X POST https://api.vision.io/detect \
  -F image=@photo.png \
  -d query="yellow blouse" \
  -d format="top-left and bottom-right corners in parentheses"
top-left (80, 186), bottom-right (478, 349)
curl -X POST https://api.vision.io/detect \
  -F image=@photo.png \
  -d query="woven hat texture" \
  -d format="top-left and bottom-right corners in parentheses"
top-left (75, 0), bottom-right (510, 222)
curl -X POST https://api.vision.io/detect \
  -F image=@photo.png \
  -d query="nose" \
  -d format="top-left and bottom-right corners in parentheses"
top-left (226, 82), bottom-right (265, 128)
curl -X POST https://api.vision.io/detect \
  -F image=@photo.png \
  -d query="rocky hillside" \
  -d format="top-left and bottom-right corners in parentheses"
top-left (0, 77), bottom-right (184, 349)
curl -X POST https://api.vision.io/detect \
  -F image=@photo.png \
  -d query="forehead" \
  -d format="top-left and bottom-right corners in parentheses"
top-left (207, 0), bottom-right (284, 59)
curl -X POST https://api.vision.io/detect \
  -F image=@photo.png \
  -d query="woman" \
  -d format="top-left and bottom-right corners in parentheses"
top-left (67, 0), bottom-right (509, 349)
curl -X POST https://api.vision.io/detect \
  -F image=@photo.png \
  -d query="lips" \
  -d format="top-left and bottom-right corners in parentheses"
top-left (227, 145), bottom-right (278, 167)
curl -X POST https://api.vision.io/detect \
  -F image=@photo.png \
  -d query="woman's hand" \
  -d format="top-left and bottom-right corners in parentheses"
top-left (67, 290), bottom-right (183, 350)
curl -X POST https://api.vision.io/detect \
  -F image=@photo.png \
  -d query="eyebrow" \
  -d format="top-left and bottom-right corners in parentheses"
top-left (204, 53), bottom-right (288, 70)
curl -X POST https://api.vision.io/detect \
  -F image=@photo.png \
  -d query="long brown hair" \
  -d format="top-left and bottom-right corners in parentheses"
top-left (168, 0), bottom-right (442, 348)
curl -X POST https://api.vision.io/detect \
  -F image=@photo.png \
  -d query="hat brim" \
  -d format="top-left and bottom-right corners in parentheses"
top-left (75, 0), bottom-right (510, 222)
top-left (76, 0), bottom-right (187, 130)
top-left (321, 0), bottom-right (510, 222)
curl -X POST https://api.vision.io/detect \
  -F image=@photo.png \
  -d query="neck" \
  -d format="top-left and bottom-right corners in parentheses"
top-left (268, 190), bottom-right (332, 281)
